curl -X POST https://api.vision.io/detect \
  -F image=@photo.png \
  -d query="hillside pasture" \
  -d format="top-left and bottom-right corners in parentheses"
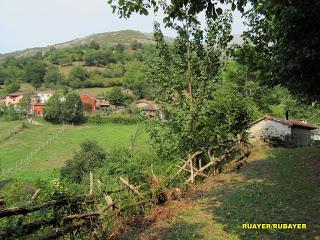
top-left (0, 121), bottom-right (149, 181)
top-left (0, 120), bottom-right (24, 142)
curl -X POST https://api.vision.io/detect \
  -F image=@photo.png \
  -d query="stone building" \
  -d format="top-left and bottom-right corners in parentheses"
top-left (248, 115), bottom-right (317, 146)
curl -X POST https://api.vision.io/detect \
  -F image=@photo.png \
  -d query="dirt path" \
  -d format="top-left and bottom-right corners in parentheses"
top-left (112, 144), bottom-right (320, 240)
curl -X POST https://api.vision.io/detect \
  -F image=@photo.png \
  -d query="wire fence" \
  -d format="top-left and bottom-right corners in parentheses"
top-left (0, 123), bottom-right (26, 145)
top-left (0, 125), bottom-right (70, 178)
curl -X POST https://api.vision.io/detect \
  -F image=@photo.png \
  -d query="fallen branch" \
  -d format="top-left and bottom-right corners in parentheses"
top-left (103, 193), bottom-right (113, 207)
top-left (119, 177), bottom-right (142, 196)
top-left (0, 195), bottom-right (93, 218)
top-left (0, 212), bottom-right (101, 239)
top-left (38, 220), bottom-right (93, 240)
top-left (31, 189), bottom-right (40, 200)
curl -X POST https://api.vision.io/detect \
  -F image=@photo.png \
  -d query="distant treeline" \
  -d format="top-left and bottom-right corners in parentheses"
top-left (0, 40), bottom-right (156, 98)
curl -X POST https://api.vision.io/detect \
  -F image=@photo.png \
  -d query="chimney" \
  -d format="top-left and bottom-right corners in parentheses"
top-left (285, 105), bottom-right (289, 120)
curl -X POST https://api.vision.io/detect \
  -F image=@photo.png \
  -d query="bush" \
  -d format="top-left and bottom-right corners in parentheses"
top-left (83, 49), bottom-right (116, 66)
top-left (106, 87), bottom-right (125, 105)
top-left (4, 82), bottom-right (20, 93)
top-left (60, 140), bottom-right (106, 183)
top-left (2, 105), bottom-right (21, 121)
top-left (104, 79), bottom-right (123, 87)
top-left (104, 113), bottom-right (138, 124)
top-left (69, 66), bottom-right (89, 82)
top-left (103, 65), bottom-right (125, 78)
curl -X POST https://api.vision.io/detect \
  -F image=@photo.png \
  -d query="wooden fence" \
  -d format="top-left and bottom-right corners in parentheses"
top-left (176, 134), bottom-right (250, 183)
top-left (0, 135), bottom-right (250, 239)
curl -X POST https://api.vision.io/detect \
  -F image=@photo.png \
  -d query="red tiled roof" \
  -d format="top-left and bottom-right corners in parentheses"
top-left (251, 115), bottom-right (317, 129)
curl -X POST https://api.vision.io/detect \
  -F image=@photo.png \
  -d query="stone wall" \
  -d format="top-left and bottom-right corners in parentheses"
top-left (291, 127), bottom-right (311, 146)
top-left (249, 120), bottom-right (291, 142)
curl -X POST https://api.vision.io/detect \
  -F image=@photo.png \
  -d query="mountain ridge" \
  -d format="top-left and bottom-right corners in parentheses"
top-left (0, 30), bottom-right (160, 61)
top-left (0, 30), bottom-right (242, 61)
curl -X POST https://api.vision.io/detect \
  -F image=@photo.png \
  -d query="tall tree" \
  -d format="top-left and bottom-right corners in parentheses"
top-left (24, 60), bottom-right (46, 88)
top-left (43, 95), bottom-right (62, 123)
top-left (238, 0), bottom-right (320, 100)
top-left (44, 65), bottom-right (63, 86)
top-left (61, 93), bottom-right (83, 124)
top-left (146, 12), bottom-right (251, 160)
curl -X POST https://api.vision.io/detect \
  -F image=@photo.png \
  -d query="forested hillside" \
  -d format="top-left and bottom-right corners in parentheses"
top-left (1, 30), bottom-right (318, 123)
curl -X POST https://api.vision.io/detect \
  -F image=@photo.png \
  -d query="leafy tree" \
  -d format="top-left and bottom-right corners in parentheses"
top-left (17, 95), bottom-right (31, 116)
top-left (123, 62), bottom-right (147, 98)
top-left (107, 0), bottom-right (247, 25)
top-left (61, 93), bottom-right (83, 123)
top-left (0, 66), bottom-right (8, 85)
top-left (209, 80), bottom-right (253, 135)
top-left (239, 0), bottom-right (320, 101)
top-left (44, 65), bottom-right (63, 86)
top-left (146, 12), bottom-right (250, 160)
top-left (106, 87), bottom-right (125, 106)
top-left (4, 82), bottom-right (20, 94)
top-left (103, 64), bottom-right (125, 78)
top-left (114, 43), bottom-right (125, 52)
top-left (24, 60), bottom-right (46, 88)
top-left (89, 40), bottom-right (100, 50)
top-left (69, 66), bottom-right (89, 82)
top-left (1, 66), bottom-right (24, 84)
top-left (60, 140), bottom-right (106, 183)
top-left (43, 95), bottom-right (62, 123)
top-left (83, 49), bottom-right (116, 66)
top-left (130, 40), bottom-right (143, 50)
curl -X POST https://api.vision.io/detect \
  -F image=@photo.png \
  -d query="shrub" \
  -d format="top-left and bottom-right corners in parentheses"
top-left (3, 105), bottom-right (21, 121)
top-left (4, 82), bottom-right (20, 93)
top-left (104, 79), bottom-right (123, 87)
top-left (60, 140), bottom-right (106, 183)
top-left (106, 87), bottom-right (125, 105)
top-left (103, 65), bottom-right (125, 78)
top-left (104, 113), bottom-right (138, 124)
top-left (69, 66), bottom-right (89, 82)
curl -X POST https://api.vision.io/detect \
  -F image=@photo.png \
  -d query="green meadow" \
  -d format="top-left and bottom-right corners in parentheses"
top-left (0, 120), bottom-right (149, 182)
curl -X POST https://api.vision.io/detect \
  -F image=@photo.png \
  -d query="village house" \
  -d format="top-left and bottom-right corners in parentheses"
top-left (4, 92), bottom-right (24, 106)
top-left (80, 94), bottom-right (96, 112)
top-left (311, 127), bottom-right (320, 143)
top-left (136, 99), bottom-right (159, 118)
top-left (31, 92), bottom-right (53, 116)
top-left (248, 115), bottom-right (317, 146)
top-left (96, 98), bottom-right (113, 111)
top-left (36, 92), bottom-right (53, 104)
top-left (33, 103), bottom-right (45, 116)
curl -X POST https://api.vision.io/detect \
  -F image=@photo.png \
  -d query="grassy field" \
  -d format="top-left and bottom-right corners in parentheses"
top-left (0, 120), bottom-right (149, 181)
top-left (117, 144), bottom-right (320, 240)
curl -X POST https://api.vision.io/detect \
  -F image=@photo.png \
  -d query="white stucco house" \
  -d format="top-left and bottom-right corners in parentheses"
top-left (248, 115), bottom-right (317, 146)
top-left (36, 92), bottom-right (53, 104)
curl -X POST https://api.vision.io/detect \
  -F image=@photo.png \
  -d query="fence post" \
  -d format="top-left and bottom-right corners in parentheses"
top-left (89, 171), bottom-right (93, 196)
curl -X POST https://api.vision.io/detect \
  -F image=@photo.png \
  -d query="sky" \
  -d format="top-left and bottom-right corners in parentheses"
top-left (0, 0), bottom-right (246, 54)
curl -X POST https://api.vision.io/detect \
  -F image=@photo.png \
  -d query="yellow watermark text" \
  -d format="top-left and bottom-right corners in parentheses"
top-left (242, 223), bottom-right (307, 230)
